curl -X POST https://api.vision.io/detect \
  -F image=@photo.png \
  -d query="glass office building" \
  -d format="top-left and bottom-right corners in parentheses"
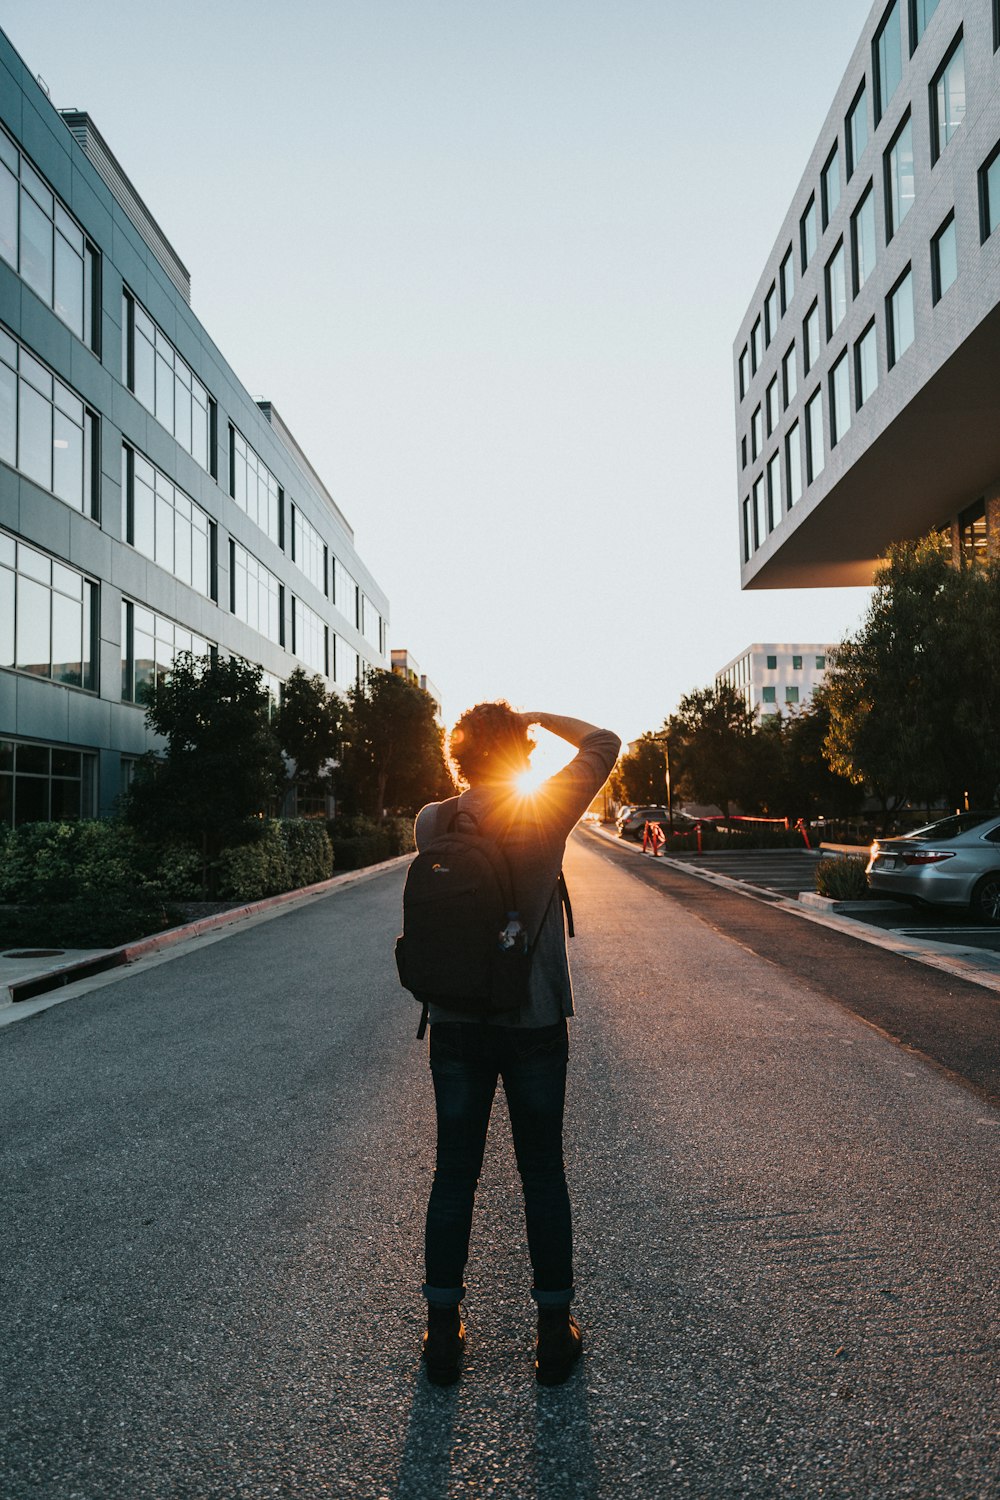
top-left (734, 0), bottom-right (1000, 589)
top-left (0, 29), bottom-right (389, 823)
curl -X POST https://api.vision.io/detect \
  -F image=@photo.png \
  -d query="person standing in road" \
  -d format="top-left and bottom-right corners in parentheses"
top-left (413, 702), bottom-right (620, 1386)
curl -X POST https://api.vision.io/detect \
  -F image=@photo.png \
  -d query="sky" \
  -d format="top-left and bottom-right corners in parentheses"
top-left (4, 0), bottom-right (878, 746)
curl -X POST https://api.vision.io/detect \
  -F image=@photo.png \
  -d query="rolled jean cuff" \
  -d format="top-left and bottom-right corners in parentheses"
top-left (423, 1282), bottom-right (466, 1306)
top-left (532, 1286), bottom-right (575, 1307)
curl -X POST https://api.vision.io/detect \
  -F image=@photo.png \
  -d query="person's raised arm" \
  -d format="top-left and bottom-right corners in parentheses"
top-left (516, 711), bottom-right (613, 748)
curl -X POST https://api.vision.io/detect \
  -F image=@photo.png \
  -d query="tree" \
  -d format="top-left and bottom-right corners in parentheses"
top-left (336, 669), bottom-right (454, 820)
top-left (823, 534), bottom-right (1000, 813)
top-left (749, 695), bottom-right (864, 822)
top-left (665, 682), bottom-right (757, 817)
top-left (126, 653), bottom-right (285, 888)
top-left (613, 734), bottom-right (668, 807)
top-left (274, 668), bottom-right (343, 808)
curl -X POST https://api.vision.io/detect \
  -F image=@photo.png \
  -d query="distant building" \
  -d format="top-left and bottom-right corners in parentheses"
top-left (0, 31), bottom-right (390, 825)
top-left (716, 644), bottom-right (833, 717)
top-left (734, 0), bottom-right (1000, 587)
top-left (390, 650), bottom-right (441, 718)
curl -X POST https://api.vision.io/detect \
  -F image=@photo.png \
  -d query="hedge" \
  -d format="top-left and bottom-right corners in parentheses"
top-left (815, 855), bottom-right (870, 901)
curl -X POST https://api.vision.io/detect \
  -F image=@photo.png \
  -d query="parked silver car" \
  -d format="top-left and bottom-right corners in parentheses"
top-left (866, 812), bottom-right (1000, 921)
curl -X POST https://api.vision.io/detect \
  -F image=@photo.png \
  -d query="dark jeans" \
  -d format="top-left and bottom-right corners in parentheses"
top-left (423, 1019), bottom-right (573, 1308)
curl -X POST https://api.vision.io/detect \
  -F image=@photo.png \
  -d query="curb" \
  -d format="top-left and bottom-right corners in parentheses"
top-left (5, 853), bottom-right (412, 1006)
top-left (582, 824), bottom-right (1000, 997)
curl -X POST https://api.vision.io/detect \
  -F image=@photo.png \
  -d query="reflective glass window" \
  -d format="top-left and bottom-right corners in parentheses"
top-left (762, 686), bottom-right (776, 704)
top-left (0, 162), bottom-right (16, 267)
top-left (766, 452), bottom-right (781, 530)
top-left (780, 248), bottom-right (794, 313)
top-left (856, 322), bottom-right (879, 407)
top-left (123, 291), bottom-right (211, 470)
top-left (764, 284), bottom-right (778, 345)
top-left (766, 376), bottom-right (779, 435)
top-left (932, 35), bottom-right (965, 162)
top-left (0, 359), bottom-right (15, 465)
top-left (886, 115), bottom-right (915, 237)
top-left (875, 1), bottom-right (903, 123)
top-left (751, 317), bottom-right (762, 373)
top-left (826, 241), bottom-right (847, 337)
top-left (18, 380), bottom-right (52, 490)
top-left (804, 302), bottom-right (820, 374)
top-left (782, 344), bottom-right (797, 407)
top-left (913, 0), bottom-right (940, 45)
top-left (982, 143), bottom-right (1000, 239)
top-left (931, 212), bottom-right (957, 301)
top-left (230, 427), bottom-right (282, 546)
top-left (333, 556), bottom-right (358, 625)
top-left (19, 190), bottom-right (52, 303)
top-left (3, 533), bottom-right (96, 689)
top-left (800, 196), bottom-right (817, 271)
top-left (739, 346), bottom-right (749, 398)
top-left (830, 351), bottom-right (852, 445)
top-left (751, 405), bottom-right (763, 460)
top-left (120, 596), bottom-right (211, 702)
top-left (888, 267), bottom-right (915, 365)
top-left (846, 84), bottom-right (869, 177)
top-left (752, 476), bottom-right (765, 551)
top-left (851, 185), bottom-right (877, 292)
top-left (292, 506), bottom-right (326, 595)
top-left (122, 444), bottom-right (211, 595)
top-left (822, 145), bottom-right (841, 228)
top-left (231, 542), bottom-right (282, 645)
top-left (0, 128), bottom-right (94, 344)
top-left (293, 597), bottom-right (328, 676)
top-left (334, 634), bottom-right (359, 690)
top-left (805, 389), bottom-right (825, 482)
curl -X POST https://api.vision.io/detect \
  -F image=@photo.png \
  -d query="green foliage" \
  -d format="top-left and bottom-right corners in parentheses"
top-left (665, 683), bottom-right (758, 816)
top-left (126, 653), bottom-right (285, 891)
top-left (614, 734), bottom-right (668, 807)
top-left (327, 813), bottom-right (413, 871)
top-left (824, 535), bottom-right (1000, 810)
top-left (335, 669), bottom-right (454, 820)
top-left (215, 819), bottom-right (334, 901)
top-left (815, 855), bottom-right (869, 901)
top-left (274, 668), bottom-right (342, 802)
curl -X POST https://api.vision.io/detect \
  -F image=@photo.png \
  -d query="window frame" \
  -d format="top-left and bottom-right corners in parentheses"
top-left (821, 143), bottom-right (841, 229)
top-left (930, 209), bottom-right (957, 302)
top-left (873, 0), bottom-right (904, 127)
top-left (930, 29), bottom-right (965, 167)
top-left (780, 247), bottom-right (794, 313)
top-left (782, 343), bottom-right (797, 408)
top-left (851, 182), bottom-right (877, 296)
top-left (978, 140), bottom-right (1000, 242)
top-left (846, 81), bottom-right (869, 179)
top-left (825, 238), bottom-right (847, 340)
top-left (884, 110), bottom-right (915, 242)
top-left (887, 263), bottom-right (915, 367)
top-left (803, 299), bottom-right (820, 375)
top-left (800, 194), bottom-right (818, 272)
top-left (829, 349), bottom-right (852, 446)
top-left (854, 318), bottom-right (879, 409)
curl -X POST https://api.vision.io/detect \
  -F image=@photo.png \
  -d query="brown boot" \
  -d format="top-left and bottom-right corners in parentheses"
top-left (423, 1304), bottom-right (465, 1385)
top-left (535, 1307), bottom-right (583, 1386)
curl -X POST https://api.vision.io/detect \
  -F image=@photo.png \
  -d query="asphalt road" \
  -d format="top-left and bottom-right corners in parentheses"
top-left (1, 837), bottom-right (998, 1498)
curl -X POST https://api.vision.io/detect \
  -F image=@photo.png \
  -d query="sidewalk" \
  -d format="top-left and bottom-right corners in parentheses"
top-left (0, 853), bottom-right (412, 1024)
top-left (584, 823), bottom-right (1000, 996)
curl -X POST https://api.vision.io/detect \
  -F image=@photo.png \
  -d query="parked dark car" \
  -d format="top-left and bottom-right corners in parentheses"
top-left (866, 811), bottom-right (1000, 922)
top-left (617, 807), bottom-right (697, 840)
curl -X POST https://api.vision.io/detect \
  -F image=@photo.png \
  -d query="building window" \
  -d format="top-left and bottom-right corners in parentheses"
top-left (121, 598), bottom-right (211, 703)
top-left (821, 145), bottom-right (841, 228)
top-left (762, 685), bottom-right (776, 704)
top-left (292, 596), bottom-right (328, 676)
top-left (766, 453), bottom-right (781, 531)
top-left (752, 404), bottom-right (763, 460)
top-left (979, 140), bottom-right (1000, 240)
top-left (805, 389), bottom-right (824, 482)
top-left (766, 654), bottom-right (777, 670)
top-left (782, 343), bottom-right (797, 407)
top-left (780, 247), bottom-right (794, 312)
top-left (333, 555), bottom-right (358, 627)
top-left (361, 595), bottom-right (382, 651)
top-left (995, 0), bottom-right (1000, 52)
top-left (816, 655), bottom-right (826, 668)
top-left (742, 498), bottom-right (751, 562)
top-left (887, 266), bottom-right (915, 365)
top-left (846, 82), bottom-right (869, 178)
top-left (766, 376), bottom-right (779, 435)
top-left (792, 655), bottom-right (803, 670)
top-left (830, 351), bottom-right (852, 445)
top-left (230, 426), bottom-right (282, 547)
top-left (825, 240), bottom-right (847, 337)
top-left (874, 1), bottom-right (903, 125)
top-left (931, 33), bottom-right (965, 164)
top-left (803, 301), bottom-right (820, 374)
top-left (785, 422), bottom-right (803, 507)
top-left (0, 531), bottom-right (96, 690)
top-left (885, 113), bottom-right (915, 239)
top-left (785, 686), bottom-right (800, 705)
top-left (0, 737), bottom-right (97, 826)
top-left (122, 292), bottom-right (212, 472)
top-left (855, 320), bottom-right (879, 408)
top-left (739, 345), bottom-right (749, 398)
top-left (751, 316), bottom-right (763, 374)
top-left (334, 634), bottom-right (359, 690)
top-left (752, 476), bottom-right (765, 551)
top-left (911, 0), bottom-right (940, 46)
top-left (0, 127), bottom-right (100, 350)
top-left (230, 541), bottom-right (282, 646)
top-left (931, 211), bottom-right (958, 301)
top-left (0, 328), bottom-right (99, 518)
top-left (291, 505), bottom-right (327, 596)
top-left (800, 195), bottom-right (818, 271)
top-left (121, 446), bottom-right (213, 597)
top-left (764, 284), bottom-right (778, 346)
top-left (741, 435), bottom-right (747, 469)
top-left (851, 183), bottom-right (877, 294)
top-left (959, 500), bottom-right (987, 567)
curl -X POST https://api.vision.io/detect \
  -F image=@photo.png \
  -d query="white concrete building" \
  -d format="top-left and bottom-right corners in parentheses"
top-left (716, 643), bottom-right (833, 717)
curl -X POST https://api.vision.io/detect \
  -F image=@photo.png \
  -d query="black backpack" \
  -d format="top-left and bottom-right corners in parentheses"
top-left (394, 810), bottom-right (572, 1038)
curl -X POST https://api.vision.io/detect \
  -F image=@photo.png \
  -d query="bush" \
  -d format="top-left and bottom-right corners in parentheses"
top-left (215, 819), bottom-right (334, 900)
top-left (281, 818), bottom-right (334, 888)
top-left (815, 855), bottom-right (870, 901)
top-left (327, 813), bottom-right (411, 872)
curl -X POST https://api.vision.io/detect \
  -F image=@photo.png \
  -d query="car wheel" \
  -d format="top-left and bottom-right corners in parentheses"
top-left (970, 872), bottom-right (1000, 925)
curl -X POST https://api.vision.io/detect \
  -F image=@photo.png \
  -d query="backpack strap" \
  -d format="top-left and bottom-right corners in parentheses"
top-left (558, 871), bottom-right (574, 938)
top-left (417, 999), bottom-right (429, 1041)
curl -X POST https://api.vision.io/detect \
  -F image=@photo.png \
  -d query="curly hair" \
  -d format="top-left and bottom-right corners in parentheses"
top-left (448, 700), bottom-right (533, 788)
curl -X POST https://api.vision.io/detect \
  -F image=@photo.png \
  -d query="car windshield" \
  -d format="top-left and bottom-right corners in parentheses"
top-left (903, 812), bottom-right (1000, 842)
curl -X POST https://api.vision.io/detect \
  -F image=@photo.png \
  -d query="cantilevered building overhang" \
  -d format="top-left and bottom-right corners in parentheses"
top-left (734, 0), bottom-right (1000, 589)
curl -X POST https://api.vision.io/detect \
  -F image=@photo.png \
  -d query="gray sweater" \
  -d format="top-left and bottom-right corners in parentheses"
top-left (413, 727), bottom-right (621, 1028)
